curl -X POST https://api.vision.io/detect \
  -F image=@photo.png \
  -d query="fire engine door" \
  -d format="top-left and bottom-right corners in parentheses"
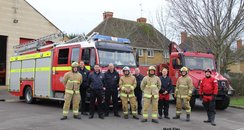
top-left (52, 46), bottom-right (80, 91)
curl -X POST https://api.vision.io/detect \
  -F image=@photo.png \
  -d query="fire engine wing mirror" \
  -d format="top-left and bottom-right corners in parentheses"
top-left (136, 52), bottom-right (139, 67)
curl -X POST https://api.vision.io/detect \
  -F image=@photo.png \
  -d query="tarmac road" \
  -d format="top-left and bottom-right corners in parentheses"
top-left (0, 90), bottom-right (244, 130)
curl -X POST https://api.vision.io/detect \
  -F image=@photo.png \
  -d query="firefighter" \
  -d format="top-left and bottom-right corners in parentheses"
top-left (119, 66), bottom-right (139, 119)
top-left (141, 66), bottom-right (161, 123)
top-left (60, 62), bottom-right (82, 120)
top-left (199, 68), bottom-right (218, 126)
top-left (78, 61), bottom-right (90, 115)
top-left (134, 68), bottom-right (144, 115)
top-left (88, 64), bottom-right (105, 119)
top-left (173, 66), bottom-right (193, 121)
top-left (158, 68), bottom-right (172, 119)
top-left (104, 63), bottom-right (120, 117)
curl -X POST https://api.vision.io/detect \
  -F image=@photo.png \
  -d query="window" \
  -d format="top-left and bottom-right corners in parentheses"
top-left (172, 58), bottom-right (182, 69)
top-left (136, 49), bottom-right (143, 56)
top-left (81, 48), bottom-right (96, 66)
top-left (58, 48), bottom-right (69, 64)
top-left (184, 56), bottom-right (215, 70)
top-left (98, 50), bottom-right (136, 66)
top-left (82, 48), bottom-right (90, 64)
top-left (90, 48), bottom-right (96, 67)
top-left (71, 48), bottom-right (79, 63)
top-left (147, 49), bottom-right (154, 57)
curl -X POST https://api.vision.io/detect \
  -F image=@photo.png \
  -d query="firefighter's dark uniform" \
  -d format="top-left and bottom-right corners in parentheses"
top-left (88, 71), bottom-right (105, 119)
top-left (104, 69), bottom-right (120, 116)
top-left (134, 73), bottom-right (144, 115)
top-left (78, 67), bottom-right (89, 114)
top-left (158, 76), bottom-right (172, 118)
top-left (199, 75), bottom-right (218, 126)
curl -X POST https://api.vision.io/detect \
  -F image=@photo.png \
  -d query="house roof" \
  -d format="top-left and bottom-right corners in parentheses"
top-left (179, 35), bottom-right (211, 53)
top-left (88, 18), bottom-right (170, 50)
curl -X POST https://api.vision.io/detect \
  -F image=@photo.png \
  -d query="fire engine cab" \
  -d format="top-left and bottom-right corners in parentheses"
top-left (8, 32), bottom-right (137, 104)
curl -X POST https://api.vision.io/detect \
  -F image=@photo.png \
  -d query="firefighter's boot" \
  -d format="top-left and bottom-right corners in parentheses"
top-left (152, 119), bottom-right (159, 123)
top-left (73, 115), bottom-right (81, 120)
top-left (133, 115), bottom-right (139, 120)
top-left (204, 112), bottom-right (211, 123)
top-left (173, 114), bottom-right (180, 119)
top-left (124, 115), bottom-right (129, 119)
top-left (141, 119), bottom-right (148, 123)
top-left (186, 114), bottom-right (190, 121)
top-left (60, 116), bottom-right (67, 120)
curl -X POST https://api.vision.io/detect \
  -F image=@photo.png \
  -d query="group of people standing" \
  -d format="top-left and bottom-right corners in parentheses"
top-left (60, 61), bottom-right (218, 126)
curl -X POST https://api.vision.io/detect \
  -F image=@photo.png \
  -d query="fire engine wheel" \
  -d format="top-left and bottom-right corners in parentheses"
top-left (24, 87), bottom-right (35, 104)
top-left (215, 96), bottom-right (230, 110)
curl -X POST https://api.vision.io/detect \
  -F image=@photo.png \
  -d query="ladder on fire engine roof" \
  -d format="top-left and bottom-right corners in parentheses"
top-left (13, 32), bottom-right (64, 55)
top-left (65, 32), bottom-right (99, 44)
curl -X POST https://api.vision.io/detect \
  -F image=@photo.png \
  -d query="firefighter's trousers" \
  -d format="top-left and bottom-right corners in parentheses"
top-left (120, 96), bottom-right (137, 116)
top-left (142, 97), bottom-right (159, 119)
top-left (202, 97), bottom-right (216, 122)
top-left (176, 97), bottom-right (191, 115)
top-left (63, 91), bottom-right (81, 116)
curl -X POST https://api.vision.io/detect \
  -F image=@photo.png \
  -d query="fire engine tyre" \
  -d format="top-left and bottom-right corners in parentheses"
top-left (215, 96), bottom-right (230, 110)
top-left (24, 87), bottom-right (35, 104)
top-left (189, 96), bottom-right (196, 109)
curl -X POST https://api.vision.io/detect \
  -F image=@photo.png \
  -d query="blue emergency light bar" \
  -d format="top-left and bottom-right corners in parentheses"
top-left (92, 34), bottom-right (131, 44)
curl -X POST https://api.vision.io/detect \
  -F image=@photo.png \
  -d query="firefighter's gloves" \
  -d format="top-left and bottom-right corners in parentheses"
top-left (186, 96), bottom-right (191, 101)
top-left (125, 88), bottom-right (132, 94)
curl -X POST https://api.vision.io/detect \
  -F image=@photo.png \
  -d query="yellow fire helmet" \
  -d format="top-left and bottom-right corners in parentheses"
top-left (148, 66), bottom-right (156, 71)
top-left (71, 62), bottom-right (79, 67)
top-left (180, 66), bottom-right (188, 72)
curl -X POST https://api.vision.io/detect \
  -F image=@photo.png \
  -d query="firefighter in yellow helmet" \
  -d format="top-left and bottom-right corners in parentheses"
top-left (119, 66), bottom-right (139, 120)
top-left (173, 66), bottom-right (193, 121)
top-left (141, 66), bottom-right (161, 123)
top-left (61, 62), bottom-right (83, 120)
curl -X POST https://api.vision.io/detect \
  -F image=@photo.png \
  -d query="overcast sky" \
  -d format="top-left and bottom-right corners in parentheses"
top-left (26, 0), bottom-right (167, 35)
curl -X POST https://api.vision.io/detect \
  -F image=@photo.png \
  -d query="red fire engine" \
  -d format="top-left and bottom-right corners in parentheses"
top-left (140, 42), bottom-right (234, 110)
top-left (8, 32), bottom-right (137, 104)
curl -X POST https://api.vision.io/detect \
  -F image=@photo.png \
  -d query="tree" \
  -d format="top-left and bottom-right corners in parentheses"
top-left (166, 0), bottom-right (244, 72)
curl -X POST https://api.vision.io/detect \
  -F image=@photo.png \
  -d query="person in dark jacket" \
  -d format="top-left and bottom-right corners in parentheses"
top-left (104, 63), bottom-right (120, 117)
top-left (88, 64), bottom-right (105, 119)
top-left (134, 68), bottom-right (144, 115)
top-left (79, 61), bottom-right (90, 115)
top-left (158, 68), bottom-right (172, 119)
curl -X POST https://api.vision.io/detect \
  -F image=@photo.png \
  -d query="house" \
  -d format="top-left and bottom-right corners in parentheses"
top-left (228, 39), bottom-right (244, 73)
top-left (179, 32), bottom-right (244, 73)
top-left (88, 12), bottom-right (171, 66)
top-left (0, 0), bottom-right (62, 85)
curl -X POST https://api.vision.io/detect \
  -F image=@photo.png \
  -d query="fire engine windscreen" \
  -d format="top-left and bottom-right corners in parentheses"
top-left (184, 57), bottom-right (215, 70)
top-left (98, 50), bottom-right (136, 67)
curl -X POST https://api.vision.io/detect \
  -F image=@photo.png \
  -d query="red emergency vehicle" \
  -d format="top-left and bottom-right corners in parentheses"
top-left (8, 32), bottom-right (137, 104)
top-left (140, 42), bottom-right (235, 110)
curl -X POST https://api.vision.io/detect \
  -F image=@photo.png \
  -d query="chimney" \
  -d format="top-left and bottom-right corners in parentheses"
top-left (181, 31), bottom-right (187, 43)
top-left (103, 11), bottom-right (113, 20)
top-left (237, 39), bottom-right (242, 49)
top-left (137, 17), bottom-right (147, 23)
